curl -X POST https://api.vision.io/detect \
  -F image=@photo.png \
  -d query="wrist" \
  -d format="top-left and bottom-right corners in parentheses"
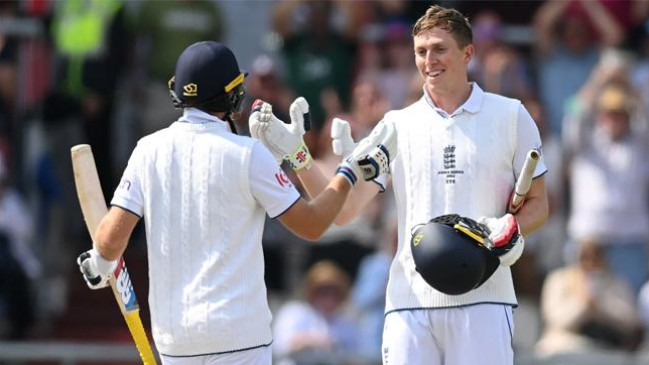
top-left (89, 247), bottom-right (118, 276)
top-left (336, 163), bottom-right (357, 186)
top-left (287, 141), bottom-right (312, 171)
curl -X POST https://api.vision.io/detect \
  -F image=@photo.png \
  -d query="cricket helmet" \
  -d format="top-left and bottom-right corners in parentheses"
top-left (169, 41), bottom-right (247, 115)
top-left (410, 214), bottom-right (499, 295)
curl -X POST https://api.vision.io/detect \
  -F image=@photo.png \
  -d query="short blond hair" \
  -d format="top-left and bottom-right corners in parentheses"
top-left (412, 5), bottom-right (472, 48)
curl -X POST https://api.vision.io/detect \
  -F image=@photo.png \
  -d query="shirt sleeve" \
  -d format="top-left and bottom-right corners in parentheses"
top-left (111, 143), bottom-right (145, 218)
top-left (514, 104), bottom-right (549, 180)
top-left (249, 143), bottom-right (301, 218)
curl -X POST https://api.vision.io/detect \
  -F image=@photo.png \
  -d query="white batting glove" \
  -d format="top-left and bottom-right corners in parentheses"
top-left (331, 118), bottom-right (356, 157)
top-left (77, 247), bottom-right (117, 290)
top-left (336, 120), bottom-right (397, 185)
top-left (479, 214), bottom-right (525, 267)
top-left (248, 98), bottom-right (312, 170)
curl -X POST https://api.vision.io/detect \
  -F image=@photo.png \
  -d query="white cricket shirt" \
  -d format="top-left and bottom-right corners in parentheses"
top-left (111, 108), bottom-right (300, 356)
top-left (383, 83), bottom-right (547, 312)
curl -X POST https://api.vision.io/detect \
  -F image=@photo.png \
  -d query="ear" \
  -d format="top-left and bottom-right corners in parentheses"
top-left (463, 44), bottom-right (475, 64)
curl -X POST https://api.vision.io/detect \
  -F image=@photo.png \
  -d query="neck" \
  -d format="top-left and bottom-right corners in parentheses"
top-left (426, 82), bottom-right (472, 114)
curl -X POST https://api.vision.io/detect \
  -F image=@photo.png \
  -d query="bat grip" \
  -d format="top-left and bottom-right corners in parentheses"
top-left (125, 310), bottom-right (157, 364)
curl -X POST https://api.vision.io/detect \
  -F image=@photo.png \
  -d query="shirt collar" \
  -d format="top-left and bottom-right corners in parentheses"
top-left (179, 107), bottom-right (229, 129)
top-left (422, 82), bottom-right (484, 118)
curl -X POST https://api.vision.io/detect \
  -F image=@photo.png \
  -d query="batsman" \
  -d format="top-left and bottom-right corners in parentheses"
top-left (76, 41), bottom-right (396, 364)
top-left (250, 5), bottom-right (548, 365)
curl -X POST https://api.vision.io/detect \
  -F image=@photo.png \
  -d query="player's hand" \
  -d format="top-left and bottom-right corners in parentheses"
top-left (77, 248), bottom-right (117, 290)
top-left (331, 117), bottom-right (356, 157)
top-left (248, 98), bottom-right (312, 170)
top-left (336, 120), bottom-right (397, 185)
top-left (479, 214), bottom-right (525, 267)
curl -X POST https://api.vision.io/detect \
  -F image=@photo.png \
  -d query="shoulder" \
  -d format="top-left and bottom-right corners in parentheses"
top-left (483, 91), bottom-right (521, 108)
top-left (384, 98), bottom-right (427, 123)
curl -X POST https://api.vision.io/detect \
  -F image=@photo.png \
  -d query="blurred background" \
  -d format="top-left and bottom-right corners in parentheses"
top-left (1, 0), bottom-right (649, 364)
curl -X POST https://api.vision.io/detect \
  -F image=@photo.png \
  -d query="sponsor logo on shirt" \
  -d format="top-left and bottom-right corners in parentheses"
top-left (275, 170), bottom-right (293, 188)
top-left (119, 179), bottom-right (132, 191)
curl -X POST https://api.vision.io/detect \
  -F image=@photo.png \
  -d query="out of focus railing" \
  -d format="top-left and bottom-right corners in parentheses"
top-left (2, 342), bottom-right (649, 365)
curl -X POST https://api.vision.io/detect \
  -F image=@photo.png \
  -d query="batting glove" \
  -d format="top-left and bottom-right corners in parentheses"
top-left (336, 120), bottom-right (397, 185)
top-left (479, 214), bottom-right (525, 267)
top-left (77, 248), bottom-right (117, 290)
top-left (331, 117), bottom-right (356, 157)
top-left (248, 98), bottom-right (312, 170)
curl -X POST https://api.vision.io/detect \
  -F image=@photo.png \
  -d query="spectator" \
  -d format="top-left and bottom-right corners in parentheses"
top-left (563, 57), bottom-right (649, 295)
top-left (46, 0), bottom-right (132, 201)
top-left (536, 240), bottom-right (641, 355)
top-left (0, 152), bottom-right (40, 339)
top-left (131, 0), bottom-right (225, 136)
top-left (272, 0), bottom-right (356, 130)
top-left (351, 219), bottom-right (396, 359)
top-left (534, 0), bottom-right (624, 136)
top-left (520, 97), bottom-right (567, 276)
top-left (638, 277), bottom-right (649, 350)
top-left (273, 260), bottom-right (359, 364)
top-left (359, 20), bottom-right (418, 110)
top-left (469, 10), bottom-right (533, 100)
top-left (239, 54), bottom-right (294, 137)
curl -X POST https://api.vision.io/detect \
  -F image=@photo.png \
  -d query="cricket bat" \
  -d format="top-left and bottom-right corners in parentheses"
top-left (71, 144), bottom-right (157, 364)
top-left (509, 149), bottom-right (540, 214)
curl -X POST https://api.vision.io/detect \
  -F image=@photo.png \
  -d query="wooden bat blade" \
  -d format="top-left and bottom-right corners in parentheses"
top-left (71, 144), bottom-right (157, 364)
top-left (71, 144), bottom-right (108, 237)
top-left (510, 150), bottom-right (540, 213)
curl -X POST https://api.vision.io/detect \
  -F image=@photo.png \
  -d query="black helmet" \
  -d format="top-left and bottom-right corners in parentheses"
top-left (168, 41), bottom-right (246, 116)
top-left (410, 214), bottom-right (499, 295)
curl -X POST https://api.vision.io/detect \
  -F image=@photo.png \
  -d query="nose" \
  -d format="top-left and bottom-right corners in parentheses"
top-left (425, 51), bottom-right (437, 67)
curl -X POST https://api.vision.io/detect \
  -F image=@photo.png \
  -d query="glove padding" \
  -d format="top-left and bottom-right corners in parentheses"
top-left (331, 118), bottom-right (356, 157)
top-left (248, 97), bottom-right (312, 170)
top-left (77, 248), bottom-right (117, 290)
top-left (336, 120), bottom-right (397, 185)
top-left (479, 214), bottom-right (525, 267)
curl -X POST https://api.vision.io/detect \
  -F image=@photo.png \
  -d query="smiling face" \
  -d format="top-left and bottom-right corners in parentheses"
top-left (414, 27), bottom-right (473, 97)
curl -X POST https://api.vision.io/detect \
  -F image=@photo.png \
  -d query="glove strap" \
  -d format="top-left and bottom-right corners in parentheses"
top-left (336, 163), bottom-right (357, 186)
top-left (287, 142), bottom-right (312, 171)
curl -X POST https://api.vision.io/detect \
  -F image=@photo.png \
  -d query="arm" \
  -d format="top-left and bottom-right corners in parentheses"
top-left (514, 175), bottom-right (549, 236)
top-left (77, 206), bottom-right (140, 289)
top-left (94, 206), bottom-right (140, 261)
top-left (249, 99), bottom-right (391, 226)
top-left (278, 175), bottom-right (352, 241)
top-left (280, 123), bottom-right (395, 239)
top-left (296, 166), bottom-right (381, 226)
top-left (533, 0), bottom-right (571, 57)
top-left (578, 0), bottom-right (625, 47)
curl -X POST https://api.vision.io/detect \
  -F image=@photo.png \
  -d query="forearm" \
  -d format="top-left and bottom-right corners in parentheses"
top-left (579, 0), bottom-right (624, 47)
top-left (533, 0), bottom-right (570, 55)
top-left (513, 179), bottom-right (549, 236)
top-left (296, 165), bottom-right (380, 225)
top-left (94, 207), bottom-right (136, 261)
top-left (296, 165), bottom-right (330, 200)
top-left (281, 175), bottom-right (353, 241)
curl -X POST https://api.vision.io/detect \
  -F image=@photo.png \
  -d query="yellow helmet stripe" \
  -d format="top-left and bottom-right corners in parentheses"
top-left (454, 224), bottom-right (486, 246)
top-left (224, 73), bottom-right (245, 92)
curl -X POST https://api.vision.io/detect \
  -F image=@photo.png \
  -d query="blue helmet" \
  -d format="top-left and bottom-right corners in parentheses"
top-left (410, 214), bottom-right (499, 295)
top-left (169, 41), bottom-right (246, 115)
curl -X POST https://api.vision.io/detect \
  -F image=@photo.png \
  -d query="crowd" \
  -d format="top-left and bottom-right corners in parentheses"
top-left (1, 0), bottom-right (649, 363)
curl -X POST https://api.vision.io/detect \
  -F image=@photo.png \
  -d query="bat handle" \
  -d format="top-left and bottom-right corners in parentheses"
top-left (509, 193), bottom-right (525, 214)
